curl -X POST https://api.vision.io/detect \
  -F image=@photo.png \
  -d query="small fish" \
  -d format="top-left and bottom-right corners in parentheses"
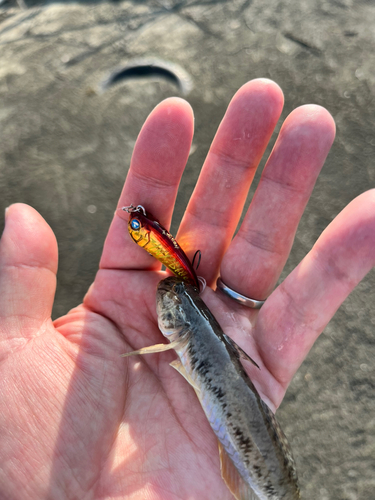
top-left (116, 204), bottom-right (200, 288)
top-left (123, 276), bottom-right (301, 500)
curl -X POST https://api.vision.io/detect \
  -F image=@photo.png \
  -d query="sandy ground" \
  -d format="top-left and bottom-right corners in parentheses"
top-left (1, 1), bottom-right (375, 498)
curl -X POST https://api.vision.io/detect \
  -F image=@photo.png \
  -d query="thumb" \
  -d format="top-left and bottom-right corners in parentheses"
top-left (0, 204), bottom-right (58, 338)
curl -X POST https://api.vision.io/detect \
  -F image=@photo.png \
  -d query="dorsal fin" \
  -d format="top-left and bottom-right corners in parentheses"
top-left (223, 334), bottom-right (260, 369)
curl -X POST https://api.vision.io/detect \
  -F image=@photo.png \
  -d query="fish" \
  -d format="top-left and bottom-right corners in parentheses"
top-left (123, 276), bottom-right (301, 500)
top-left (116, 205), bottom-right (200, 288)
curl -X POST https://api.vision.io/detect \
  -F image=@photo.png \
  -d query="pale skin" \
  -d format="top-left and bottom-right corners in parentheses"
top-left (0, 79), bottom-right (374, 500)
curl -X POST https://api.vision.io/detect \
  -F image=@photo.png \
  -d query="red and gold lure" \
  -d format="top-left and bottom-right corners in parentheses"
top-left (116, 204), bottom-right (200, 289)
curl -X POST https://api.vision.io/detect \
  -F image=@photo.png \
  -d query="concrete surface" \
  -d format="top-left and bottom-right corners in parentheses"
top-left (1, 1), bottom-right (374, 498)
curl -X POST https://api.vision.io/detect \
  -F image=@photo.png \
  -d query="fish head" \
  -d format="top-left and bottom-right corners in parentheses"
top-left (156, 277), bottom-right (190, 340)
top-left (128, 212), bottom-right (151, 245)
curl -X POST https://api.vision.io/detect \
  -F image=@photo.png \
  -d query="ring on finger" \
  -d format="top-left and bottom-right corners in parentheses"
top-left (216, 277), bottom-right (266, 309)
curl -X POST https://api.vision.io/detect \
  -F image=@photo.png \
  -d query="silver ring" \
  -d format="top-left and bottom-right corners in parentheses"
top-left (216, 277), bottom-right (265, 309)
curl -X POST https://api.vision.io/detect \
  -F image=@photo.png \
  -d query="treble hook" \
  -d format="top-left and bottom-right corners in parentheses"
top-left (122, 204), bottom-right (147, 216)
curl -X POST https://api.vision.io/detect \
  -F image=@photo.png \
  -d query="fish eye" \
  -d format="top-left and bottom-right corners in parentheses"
top-left (130, 219), bottom-right (141, 230)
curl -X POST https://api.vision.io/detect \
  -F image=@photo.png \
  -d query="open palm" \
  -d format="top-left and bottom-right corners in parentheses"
top-left (1, 79), bottom-right (374, 500)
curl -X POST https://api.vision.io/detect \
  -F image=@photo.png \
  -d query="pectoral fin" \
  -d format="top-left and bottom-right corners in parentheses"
top-left (218, 442), bottom-right (260, 500)
top-left (223, 334), bottom-right (260, 370)
top-left (121, 339), bottom-right (181, 357)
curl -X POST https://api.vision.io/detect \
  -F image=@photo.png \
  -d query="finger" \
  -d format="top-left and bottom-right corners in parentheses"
top-left (254, 190), bottom-right (375, 405)
top-left (221, 105), bottom-right (336, 300)
top-left (0, 204), bottom-right (58, 337)
top-left (176, 79), bottom-right (284, 285)
top-left (100, 98), bottom-right (194, 270)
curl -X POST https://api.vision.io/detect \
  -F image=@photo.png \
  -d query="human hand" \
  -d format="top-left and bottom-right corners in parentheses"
top-left (1, 79), bottom-right (374, 499)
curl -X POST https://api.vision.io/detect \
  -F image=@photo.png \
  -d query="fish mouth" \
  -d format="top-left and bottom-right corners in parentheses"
top-left (156, 277), bottom-right (189, 337)
top-left (157, 276), bottom-right (186, 294)
top-left (156, 277), bottom-right (185, 320)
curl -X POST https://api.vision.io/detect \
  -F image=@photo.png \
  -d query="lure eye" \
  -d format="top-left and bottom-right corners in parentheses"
top-left (130, 219), bottom-right (141, 230)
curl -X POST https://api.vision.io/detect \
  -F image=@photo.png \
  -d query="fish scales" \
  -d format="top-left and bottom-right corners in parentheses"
top-left (157, 277), bottom-right (301, 500)
top-left (175, 304), bottom-right (290, 498)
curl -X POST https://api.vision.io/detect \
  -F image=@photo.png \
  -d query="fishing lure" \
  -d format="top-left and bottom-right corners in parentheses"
top-left (116, 204), bottom-right (200, 289)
